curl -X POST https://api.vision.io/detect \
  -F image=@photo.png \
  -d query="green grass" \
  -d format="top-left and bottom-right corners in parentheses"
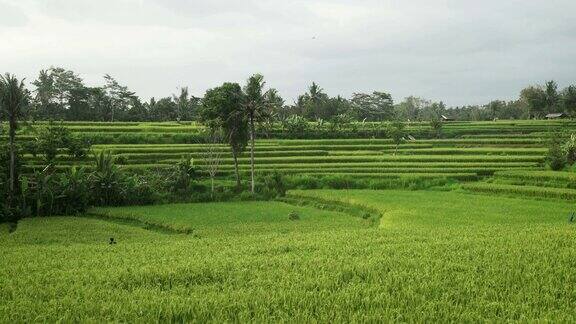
top-left (1, 190), bottom-right (575, 322)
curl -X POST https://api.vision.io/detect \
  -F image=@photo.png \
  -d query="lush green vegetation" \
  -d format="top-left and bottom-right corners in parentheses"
top-left (3, 115), bottom-right (576, 224)
top-left (1, 190), bottom-right (575, 322)
top-left (10, 66), bottom-right (576, 123)
top-left (2, 71), bottom-right (576, 322)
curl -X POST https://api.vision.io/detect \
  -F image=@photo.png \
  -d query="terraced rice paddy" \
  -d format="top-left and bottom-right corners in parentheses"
top-left (18, 120), bottom-right (576, 182)
top-left (462, 170), bottom-right (576, 200)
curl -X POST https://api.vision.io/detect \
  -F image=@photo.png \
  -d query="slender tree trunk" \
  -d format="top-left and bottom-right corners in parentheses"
top-left (249, 113), bottom-right (255, 194)
top-left (232, 149), bottom-right (241, 190)
top-left (210, 177), bottom-right (215, 199)
top-left (8, 118), bottom-right (17, 209)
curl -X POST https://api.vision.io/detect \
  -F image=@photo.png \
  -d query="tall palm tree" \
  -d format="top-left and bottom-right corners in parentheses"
top-left (173, 87), bottom-right (190, 121)
top-left (0, 73), bottom-right (29, 206)
top-left (243, 74), bottom-right (267, 194)
top-left (305, 82), bottom-right (325, 119)
top-left (308, 82), bottom-right (324, 105)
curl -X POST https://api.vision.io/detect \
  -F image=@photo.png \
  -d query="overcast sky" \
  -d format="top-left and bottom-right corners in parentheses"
top-left (1, 0), bottom-right (575, 106)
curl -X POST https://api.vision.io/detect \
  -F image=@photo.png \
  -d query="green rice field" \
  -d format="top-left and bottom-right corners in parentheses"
top-left (16, 120), bottom-right (576, 182)
top-left (1, 190), bottom-right (575, 322)
top-left (2, 119), bottom-right (576, 322)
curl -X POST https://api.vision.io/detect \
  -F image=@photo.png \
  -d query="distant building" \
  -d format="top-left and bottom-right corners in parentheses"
top-left (545, 113), bottom-right (566, 119)
top-left (441, 115), bottom-right (454, 122)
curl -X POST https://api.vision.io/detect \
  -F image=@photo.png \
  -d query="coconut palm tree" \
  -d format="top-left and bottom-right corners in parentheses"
top-left (243, 74), bottom-right (268, 194)
top-left (173, 87), bottom-right (196, 121)
top-left (0, 73), bottom-right (29, 207)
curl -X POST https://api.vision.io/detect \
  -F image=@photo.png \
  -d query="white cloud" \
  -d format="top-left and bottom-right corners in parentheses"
top-left (0, 0), bottom-right (575, 105)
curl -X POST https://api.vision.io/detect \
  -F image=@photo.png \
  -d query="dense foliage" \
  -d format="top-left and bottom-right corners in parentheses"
top-left (546, 136), bottom-right (568, 171)
top-left (15, 66), bottom-right (576, 123)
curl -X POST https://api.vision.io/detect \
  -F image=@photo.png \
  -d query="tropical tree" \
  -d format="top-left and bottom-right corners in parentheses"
top-left (299, 82), bottom-right (329, 120)
top-left (544, 80), bottom-right (561, 113)
top-left (547, 136), bottom-right (566, 171)
top-left (0, 73), bottom-right (29, 210)
top-left (148, 97), bottom-right (178, 121)
top-left (32, 69), bottom-right (57, 119)
top-left (486, 100), bottom-right (505, 120)
top-left (562, 85), bottom-right (576, 117)
top-left (32, 67), bottom-right (84, 120)
top-left (430, 118), bottom-right (443, 138)
top-left (242, 74), bottom-right (269, 193)
top-left (199, 130), bottom-right (224, 198)
top-left (103, 74), bottom-right (136, 122)
top-left (199, 83), bottom-right (248, 189)
top-left (388, 120), bottom-right (406, 155)
top-left (263, 88), bottom-right (284, 121)
top-left (351, 91), bottom-right (394, 121)
top-left (394, 96), bottom-right (429, 121)
top-left (520, 86), bottom-right (547, 118)
top-left (173, 87), bottom-right (200, 121)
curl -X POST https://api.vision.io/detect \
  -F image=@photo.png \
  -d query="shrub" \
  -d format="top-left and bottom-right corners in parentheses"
top-left (546, 137), bottom-right (567, 171)
top-left (169, 155), bottom-right (197, 196)
top-left (329, 114), bottom-right (354, 132)
top-left (257, 170), bottom-right (287, 198)
top-left (282, 115), bottom-right (308, 136)
top-left (66, 136), bottom-right (91, 159)
top-left (287, 175), bottom-right (320, 189)
top-left (19, 166), bottom-right (91, 217)
top-left (563, 134), bottom-right (576, 165)
top-left (239, 191), bottom-right (255, 201)
top-left (55, 167), bottom-right (91, 215)
top-left (115, 155), bottom-right (128, 165)
top-left (120, 174), bottom-right (156, 205)
top-left (387, 120), bottom-right (406, 154)
top-left (288, 211), bottom-right (300, 221)
top-left (90, 151), bottom-right (159, 206)
top-left (90, 151), bottom-right (125, 206)
top-left (0, 177), bottom-right (10, 223)
top-left (0, 143), bottom-right (22, 222)
top-left (30, 122), bottom-right (91, 163)
top-left (430, 118), bottom-right (443, 138)
top-left (322, 175), bottom-right (354, 189)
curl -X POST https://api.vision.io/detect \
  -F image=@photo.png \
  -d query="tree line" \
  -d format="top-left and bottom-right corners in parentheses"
top-left (11, 67), bottom-right (576, 123)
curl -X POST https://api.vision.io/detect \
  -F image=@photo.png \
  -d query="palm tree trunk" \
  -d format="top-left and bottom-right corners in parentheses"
top-left (210, 177), bottom-right (215, 199)
top-left (249, 114), bottom-right (255, 194)
top-left (232, 149), bottom-right (241, 190)
top-left (8, 118), bottom-right (17, 208)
